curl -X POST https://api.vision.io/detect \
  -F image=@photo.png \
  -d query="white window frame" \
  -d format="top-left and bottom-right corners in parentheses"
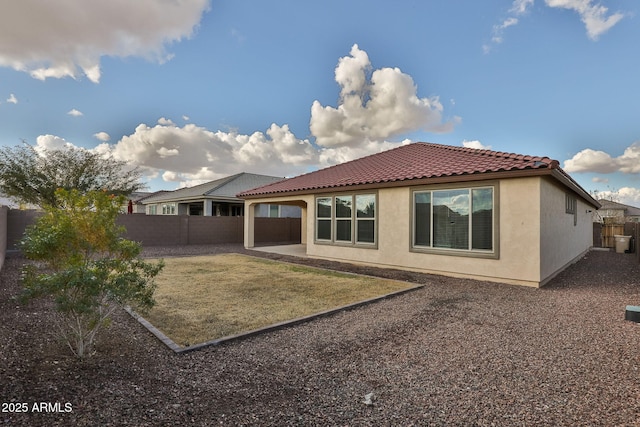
top-left (268, 204), bottom-right (281, 218)
top-left (161, 203), bottom-right (176, 215)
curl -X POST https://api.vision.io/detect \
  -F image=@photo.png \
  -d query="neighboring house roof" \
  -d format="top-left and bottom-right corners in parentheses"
top-left (597, 199), bottom-right (640, 217)
top-left (129, 191), bottom-right (165, 202)
top-left (239, 142), bottom-right (600, 207)
top-left (143, 172), bottom-right (285, 204)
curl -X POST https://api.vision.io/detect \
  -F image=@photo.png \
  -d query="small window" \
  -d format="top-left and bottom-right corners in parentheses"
top-left (566, 194), bottom-right (577, 226)
top-left (268, 204), bottom-right (280, 218)
top-left (566, 194), bottom-right (577, 214)
top-left (161, 203), bottom-right (176, 215)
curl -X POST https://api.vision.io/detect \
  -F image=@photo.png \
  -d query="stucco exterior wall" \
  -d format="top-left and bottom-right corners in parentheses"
top-left (305, 178), bottom-right (543, 286)
top-left (539, 177), bottom-right (593, 284)
top-left (244, 176), bottom-right (594, 287)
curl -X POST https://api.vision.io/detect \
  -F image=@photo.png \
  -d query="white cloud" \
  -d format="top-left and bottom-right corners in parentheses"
top-left (491, 17), bottom-right (520, 45)
top-left (6, 93), bottom-right (17, 104)
top-left (0, 0), bottom-right (210, 83)
top-left (310, 44), bottom-right (458, 149)
top-left (596, 187), bottom-right (640, 206)
top-left (157, 147), bottom-right (180, 158)
top-left (67, 108), bottom-right (83, 117)
top-left (545, 0), bottom-right (625, 40)
top-left (592, 176), bottom-right (609, 183)
top-left (511, 0), bottom-right (535, 15)
top-left (30, 45), bottom-right (465, 188)
top-left (485, 0), bottom-right (624, 52)
top-left (318, 140), bottom-right (402, 167)
top-left (157, 117), bottom-right (175, 126)
top-left (484, 0), bottom-right (534, 52)
top-left (102, 121), bottom-right (322, 183)
top-left (35, 134), bottom-right (75, 153)
top-left (93, 131), bottom-right (110, 142)
top-left (564, 142), bottom-right (640, 174)
top-left (462, 140), bottom-right (492, 150)
top-left (563, 148), bottom-right (618, 173)
top-left (230, 28), bottom-right (246, 44)
top-left (36, 120), bottom-right (406, 188)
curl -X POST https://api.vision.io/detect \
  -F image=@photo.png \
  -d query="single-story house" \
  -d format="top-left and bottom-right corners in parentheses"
top-left (239, 142), bottom-right (601, 287)
top-left (596, 199), bottom-right (640, 223)
top-left (142, 172), bottom-right (301, 217)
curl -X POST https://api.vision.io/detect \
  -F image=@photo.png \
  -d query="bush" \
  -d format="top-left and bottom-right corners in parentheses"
top-left (20, 189), bottom-right (164, 358)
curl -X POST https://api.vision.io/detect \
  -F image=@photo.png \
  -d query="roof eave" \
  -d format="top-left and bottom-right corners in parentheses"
top-left (548, 169), bottom-right (601, 209)
top-left (142, 195), bottom-right (243, 204)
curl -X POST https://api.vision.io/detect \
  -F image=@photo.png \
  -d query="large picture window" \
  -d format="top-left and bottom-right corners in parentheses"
top-left (315, 193), bottom-right (376, 246)
top-left (413, 186), bottom-right (494, 253)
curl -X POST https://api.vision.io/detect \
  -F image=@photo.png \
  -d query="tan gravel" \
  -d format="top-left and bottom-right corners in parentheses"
top-left (2, 245), bottom-right (640, 426)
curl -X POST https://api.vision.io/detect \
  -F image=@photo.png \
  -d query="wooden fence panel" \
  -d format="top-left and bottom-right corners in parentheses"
top-left (601, 224), bottom-right (625, 248)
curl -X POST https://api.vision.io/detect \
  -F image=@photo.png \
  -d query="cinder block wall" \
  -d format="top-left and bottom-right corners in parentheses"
top-left (6, 209), bottom-right (42, 251)
top-left (0, 206), bottom-right (7, 271)
top-left (6, 211), bottom-right (301, 250)
top-left (254, 217), bottom-right (301, 244)
top-left (116, 214), bottom-right (247, 246)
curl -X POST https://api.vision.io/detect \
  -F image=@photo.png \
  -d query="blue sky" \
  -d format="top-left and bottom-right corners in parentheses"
top-left (0, 0), bottom-right (639, 204)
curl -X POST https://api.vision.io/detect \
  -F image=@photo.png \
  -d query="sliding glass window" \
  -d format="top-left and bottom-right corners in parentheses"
top-left (413, 186), bottom-right (494, 253)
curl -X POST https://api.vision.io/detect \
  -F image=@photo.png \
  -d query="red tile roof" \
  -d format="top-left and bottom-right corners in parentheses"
top-left (239, 142), bottom-right (583, 199)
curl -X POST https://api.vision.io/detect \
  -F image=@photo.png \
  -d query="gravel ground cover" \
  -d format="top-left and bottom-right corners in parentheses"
top-left (2, 244), bottom-right (640, 426)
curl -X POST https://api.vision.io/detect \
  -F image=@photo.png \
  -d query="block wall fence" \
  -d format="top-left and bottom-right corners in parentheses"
top-left (0, 210), bottom-right (301, 271)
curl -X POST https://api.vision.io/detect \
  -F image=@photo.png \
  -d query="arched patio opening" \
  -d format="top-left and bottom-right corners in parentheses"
top-left (244, 199), bottom-right (308, 255)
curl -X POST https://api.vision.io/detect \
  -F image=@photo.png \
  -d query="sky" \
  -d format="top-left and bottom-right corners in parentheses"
top-left (0, 0), bottom-right (639, 205)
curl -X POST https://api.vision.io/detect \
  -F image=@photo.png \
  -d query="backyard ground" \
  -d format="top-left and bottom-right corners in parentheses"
top-left (143, 253), bottom-right (416, 347)
top-left (2, 244), bottom-right (640, 426)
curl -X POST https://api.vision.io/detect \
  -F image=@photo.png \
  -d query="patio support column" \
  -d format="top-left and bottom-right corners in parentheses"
top-left (301, 205), bottom-right (307, 244)
top-left (244, 201), bottom-right (256, 248)
top-left (204, 199), bottom-right (213, 216)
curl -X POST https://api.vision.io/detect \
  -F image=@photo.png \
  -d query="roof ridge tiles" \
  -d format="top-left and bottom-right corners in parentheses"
top-left (423, 142), bottom-right (549, 162)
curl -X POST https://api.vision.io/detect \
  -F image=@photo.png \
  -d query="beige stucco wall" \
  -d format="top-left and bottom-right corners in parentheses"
top-left (304, 178), bottom-right (543, 286)
top-left (244, 175), bottom-right (593, 287)
top-left (539, 177), bottom-right (593, 285)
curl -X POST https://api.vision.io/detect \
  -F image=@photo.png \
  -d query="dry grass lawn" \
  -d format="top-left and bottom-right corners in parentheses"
top-left (143, 254), bottom-right (414, 347)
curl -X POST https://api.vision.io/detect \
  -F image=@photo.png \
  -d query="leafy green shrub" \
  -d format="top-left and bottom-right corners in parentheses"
top-left (20, 189), bottom-right (164, 358)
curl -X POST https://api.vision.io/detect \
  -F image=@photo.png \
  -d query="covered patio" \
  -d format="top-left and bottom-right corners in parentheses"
top-left (251, 243), bottom-right (308, 258)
